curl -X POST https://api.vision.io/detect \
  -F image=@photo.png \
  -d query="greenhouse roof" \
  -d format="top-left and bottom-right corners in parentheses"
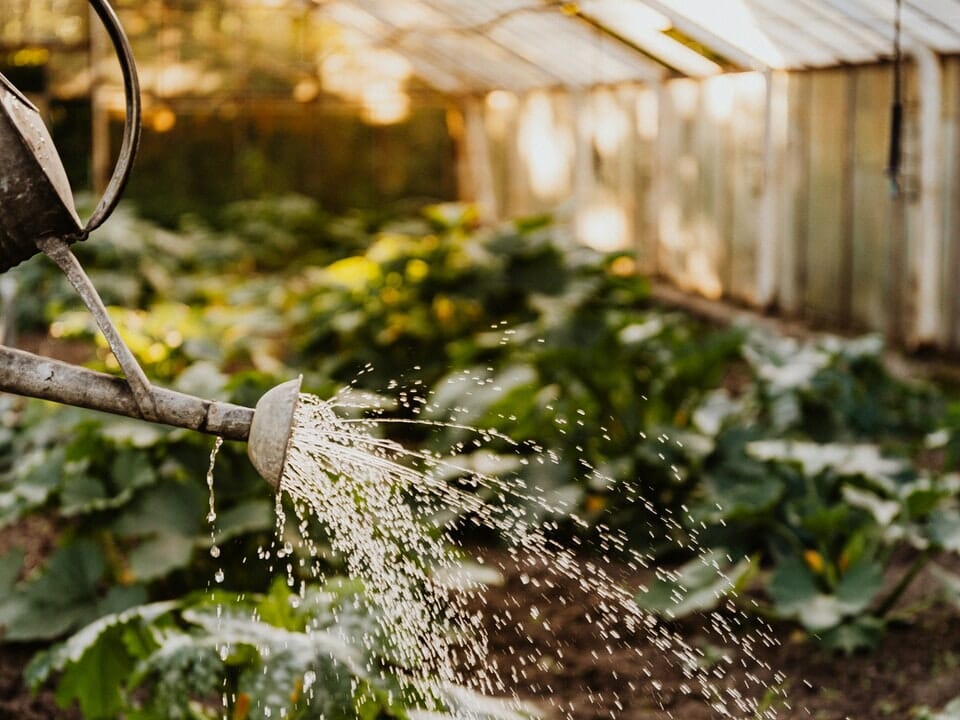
top-left (5, 0), bottom-right (960, 104)
top-left (314, 0), bottom-right (960, 91)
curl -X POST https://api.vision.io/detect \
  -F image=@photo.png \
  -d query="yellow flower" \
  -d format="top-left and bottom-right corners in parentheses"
top-left (233, 693), bottom-right (250, 720)
top-left (405, 258), bottom-right (430, 282)
top-left (326, 256), bottom-right (380, 291)
top-left (433, 295), bottom-right (456, 325)
top-left (803, 549), bottom-right (824, 574)
top-left (585, 495), bottom-right (606, 513)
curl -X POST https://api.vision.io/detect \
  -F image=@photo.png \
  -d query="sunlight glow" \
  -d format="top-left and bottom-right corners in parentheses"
top-left (669, 78), bottom-right (699, 119)
top-left (687, 248), bottom-right (723, 299)
top-left (580, 0), bottom-right (721, 77)
top-left (653, 0), bottom-right (786, 68)
top-left (635, 87), bottom-right (659, 141)
top-left (577, 194), bottom-right (629, 252)
top-left (321, 47), bottom-right (413, 125)
top-left (589, 90), bottom-right (629, 158)
top-left (517, 93), bottom-right (573, 199)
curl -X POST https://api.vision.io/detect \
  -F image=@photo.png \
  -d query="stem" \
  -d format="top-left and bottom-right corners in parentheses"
top-left (875, 548), bottom-right (933, 618)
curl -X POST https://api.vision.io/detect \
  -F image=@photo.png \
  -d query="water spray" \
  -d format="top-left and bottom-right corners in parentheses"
top-left (0, 0), bottom-right (299, 488)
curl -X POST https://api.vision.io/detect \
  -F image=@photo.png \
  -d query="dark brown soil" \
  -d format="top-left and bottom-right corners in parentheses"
top-left (0, 516), bottom-right (80, 719)
top-left (465, 548), bottom-right (960, 720)
top-left (2, 519), bottom-right (959, 719)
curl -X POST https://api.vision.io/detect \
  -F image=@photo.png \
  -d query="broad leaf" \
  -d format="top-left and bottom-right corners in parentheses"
top-left (0, 548), bottom-right (24, 597)
top-left (834, 560), bottom-right (884, 613)
top-left (637, 550), bottom-right (754, 618)
top-left (929, 510), bottom-right (960, 552)
top-left (26, 602), bottom-right (176, 718)
top-left (819, 615), bottom-right (885, 655)
top-left (767, 556), bottom-right (818, 613)
top-left (0, 541), bottom-right (146, 641)
top-left (212, 499), bottom-right (275, 545)
top-left (129, 534), bottom-right (197, 582)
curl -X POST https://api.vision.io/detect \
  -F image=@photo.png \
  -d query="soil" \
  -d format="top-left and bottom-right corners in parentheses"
top-left (0, 516), bottom-right (81, 720)
top-left (462, 548), bottom-right (960, 720)
top-left (1, 520), bottom-right (959, 719)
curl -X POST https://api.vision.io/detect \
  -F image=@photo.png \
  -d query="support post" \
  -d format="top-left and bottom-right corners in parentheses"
top-left (909, 42), bottom-right (943, 347)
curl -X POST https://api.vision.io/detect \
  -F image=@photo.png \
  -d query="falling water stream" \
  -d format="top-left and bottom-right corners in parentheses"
top-left (210, 386), bottom-right (791, 720)
top-left (197, 371), bottom-right (794, 720)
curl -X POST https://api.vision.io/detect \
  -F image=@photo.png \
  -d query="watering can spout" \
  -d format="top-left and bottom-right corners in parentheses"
top-left (248, 377), bottom-right (302, 489)
top-left (0, 344), bottom-right (301, 489)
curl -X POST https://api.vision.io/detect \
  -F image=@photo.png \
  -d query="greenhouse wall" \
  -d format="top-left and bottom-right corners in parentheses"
top-left (463, 59), bottom-right (960, 353)
top-left (121, 99), bottom-right (458, 224)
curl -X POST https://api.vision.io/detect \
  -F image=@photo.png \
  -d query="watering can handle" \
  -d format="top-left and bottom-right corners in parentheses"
top-left (82, 0), bottom-right (141, 237)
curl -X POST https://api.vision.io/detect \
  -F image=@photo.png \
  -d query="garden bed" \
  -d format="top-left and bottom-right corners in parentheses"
top-left (468, 547), bottom-right (960, 720)
top-left (2, 201), bottom-right (960, 718)
top-left (3, 522), bottom-right (960, 720)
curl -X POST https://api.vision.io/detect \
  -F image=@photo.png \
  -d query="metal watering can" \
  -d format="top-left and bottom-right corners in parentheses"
top-left (0, 0), bottom-right (299, 488)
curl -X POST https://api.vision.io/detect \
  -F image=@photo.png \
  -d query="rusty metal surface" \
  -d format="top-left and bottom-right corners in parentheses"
top-left (0, 74), bottom-right (83, 272)
top-left (247, 377), bottom-right (302, 489)
top-left (0, 0), bottom-right (141, 272)
top-left (0, 344), bottom-right (254, 441)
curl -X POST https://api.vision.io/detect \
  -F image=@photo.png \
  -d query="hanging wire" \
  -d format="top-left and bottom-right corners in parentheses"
top-left (886, 0), bottom-right (903, 195)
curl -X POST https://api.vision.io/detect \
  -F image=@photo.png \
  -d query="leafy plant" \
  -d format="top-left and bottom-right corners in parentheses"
top-left (2, 195), bottom-right (958, 709)
top-left (26, 577), bottom-right (529, 720)
top-left (637, 330), bottom-right (955, 652)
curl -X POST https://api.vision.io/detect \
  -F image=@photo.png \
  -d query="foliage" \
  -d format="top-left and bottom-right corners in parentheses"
top-left (1, 194), bottom-right (959, 720)
top-left (286, 206), bottom-right (742, 537)
top-left (636, 331), bottom-right (955, 652)
top-left (914, 696), bottom-right (960, 720)
top-left (25, 577), bottom-right (520, 720)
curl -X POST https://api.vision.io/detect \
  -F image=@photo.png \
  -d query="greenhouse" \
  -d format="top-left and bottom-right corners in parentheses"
top-left (2, 1), bottom-right (960, 719)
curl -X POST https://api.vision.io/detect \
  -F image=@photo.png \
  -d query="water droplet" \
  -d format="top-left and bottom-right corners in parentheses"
top-left (270, 391), bottom-right (784, 717)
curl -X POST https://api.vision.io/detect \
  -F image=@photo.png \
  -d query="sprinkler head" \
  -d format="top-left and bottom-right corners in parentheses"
top-left (246, 376), bottom-right (302, 490)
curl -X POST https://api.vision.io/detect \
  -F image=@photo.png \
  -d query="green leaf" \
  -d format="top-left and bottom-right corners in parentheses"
top-left (113, 482), bottom-right (206, 538)
top-left (29, 602), bottom-right (176, 719)
top-left (767, 556), bottom-right (818, 613)
top-left (770, 556), bottom-right (883, 633)
top-left (0, 541), bottom-right (144, 642)
top-left (0, 548), bottom-right (24, 597)
top-left (99, 420), bottom-right (165, 449)
top-left (435, 682), bottom-right (540, 720)
top-left (0, 447), bottom-right (64, 524)
top-left (792, 594), bottom-right (849, 632)
top-left (60, 474), bottom-right (108, 515)
top-left (53, 623), bottom-right (133, 718)
top-left (636, 550), bottom-right (754, 618)
top-left (212, 499), bottom-right (274, 545)
top-left (706, 468), bottom-right (784, 521)
top-left (929, 510), bottom-right (960, 552)
top-left (174, 361), bottom-right (228, 398)
top-left (25, 601), bottom-right (176, 689)
top-left (834, 559), bottom-right (884, 614)
top-left (841, 486), bottom-right (900, 527)
top-left (129, 533), bottom-right (197, 582)
top-left (112, 450), bottom-right (158, 492)
top-left (746, 440), bottom-right (907, 484)
top-left (425, 364), bottom-right (538, 427)
top-left (819, 615), bottom-right (885, 654)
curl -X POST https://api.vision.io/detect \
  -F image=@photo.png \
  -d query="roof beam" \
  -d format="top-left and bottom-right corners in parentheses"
top-left (635, 0), bottom-right (771, 71)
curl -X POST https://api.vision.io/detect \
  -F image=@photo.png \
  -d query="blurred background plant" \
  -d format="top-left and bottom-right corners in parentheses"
top-left (1, 198), bottom-right (959, 715)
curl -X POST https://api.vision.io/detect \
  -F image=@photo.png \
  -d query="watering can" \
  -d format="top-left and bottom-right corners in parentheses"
top-left (0, 0), bottom-right (299, 488)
